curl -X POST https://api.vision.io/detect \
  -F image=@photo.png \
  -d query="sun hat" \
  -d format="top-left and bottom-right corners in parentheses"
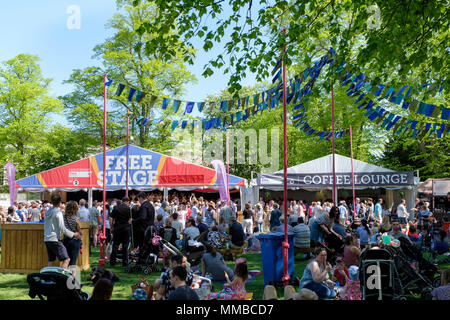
top-left (348, 266), bottom-right (359, 281)
top-left (294, 288), bottom-right (318, 300)
top-left (262, 285), bottom-right (278, 300)
top-left (284, 285), bottom-right (296, 300)
top-left (132, 288), bottom-right (148, 300)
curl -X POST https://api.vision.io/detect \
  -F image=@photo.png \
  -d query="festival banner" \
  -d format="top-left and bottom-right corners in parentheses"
top-left (5, 162), bottom-right (16, 206)
top-left (258, 171), bottom-right (415, 187)
top-left (16, 145), bottom-right (245, 191)
top-left (211, 159), bottom-right (230, 202)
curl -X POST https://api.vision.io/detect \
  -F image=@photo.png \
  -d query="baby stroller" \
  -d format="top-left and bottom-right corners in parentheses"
top-left (359, 248), bottom-right (403, 300)
top-left (27, 267), bottom-right (90, 300)
top-left (182, 235), bottom-right (206, 267)
top-left (324, 232), bottom-right (344, 264)
top-left (388, 243), bottom-right (435, 300)
top-left (125, 225), bottom-right (160, 274)
top-left (396, 237), bottom-right (441, 291)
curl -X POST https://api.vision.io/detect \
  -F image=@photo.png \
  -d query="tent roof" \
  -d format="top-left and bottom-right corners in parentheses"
top-left (276, 154), bottom-right (395, 174)
top-left (418, 178), bottom-right (450, 196)
top-left (16, 145), bottom-right (246, 192)
top-left (251, 153), bottom-right (418, 189)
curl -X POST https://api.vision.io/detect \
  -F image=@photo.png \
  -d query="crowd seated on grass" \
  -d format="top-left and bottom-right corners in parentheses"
top-left (11, 190), bottom-right (448, 301)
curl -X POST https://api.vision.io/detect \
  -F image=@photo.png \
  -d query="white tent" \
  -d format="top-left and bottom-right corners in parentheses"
top-left (250, 154), bottom-right (419, 211)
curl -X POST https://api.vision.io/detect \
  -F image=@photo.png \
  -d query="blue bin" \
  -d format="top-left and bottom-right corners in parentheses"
top-left (257, 232), bottom-right (295, 285)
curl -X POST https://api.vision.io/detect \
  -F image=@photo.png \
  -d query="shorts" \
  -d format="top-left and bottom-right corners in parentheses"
top-left (398, 217), bottom-right (407, 225)
top-left (45, 241), bottom-right (70, 262)
top-left (90, 225), bottom-right (99, 235)
top-left (105, 228), bottom-right (111, 244)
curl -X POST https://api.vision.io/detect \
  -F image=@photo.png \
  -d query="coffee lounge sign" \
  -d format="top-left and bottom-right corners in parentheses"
top-left (258, 172), bottom-right (414, 187)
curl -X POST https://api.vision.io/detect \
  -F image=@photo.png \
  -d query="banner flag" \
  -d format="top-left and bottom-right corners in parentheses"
top-left (115, 83), bottom-right (125, 96)
top-left (5, 162), bottom-right (15, 206)
top-left (211, 160), bottom-right (230, 202)
top-left (128, 88), bottom-right (137, 102)
top-left (173, 100), bottom-right (181, 113)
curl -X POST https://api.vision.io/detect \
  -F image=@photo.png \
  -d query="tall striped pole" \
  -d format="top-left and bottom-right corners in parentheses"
top-left (126, 110), bottom-right (130, 198)
top-left (99, 73), bottom-right (107, 268)
top-left (332, 87), bottom-right (336, 205)
top-left (282, 28), bottom-right (290, 287)
top-left (350, 125), bottom-right (356, 219)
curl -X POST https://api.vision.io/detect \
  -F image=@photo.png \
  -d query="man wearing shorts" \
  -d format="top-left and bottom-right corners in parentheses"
top-left (396, 199), bottom-right (409, 227)
top-left (89, 200), bottom-right (100, 247)
top-left (44, 193), bottom-right (81, 269)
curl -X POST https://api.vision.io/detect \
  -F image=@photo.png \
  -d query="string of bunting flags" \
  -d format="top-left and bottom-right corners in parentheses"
top-left (106, 47), bottom-right (447, 139)
top-left (109, 48), bottom-right (338, 131)
top-left (334, 62), bottom-right (449, 139)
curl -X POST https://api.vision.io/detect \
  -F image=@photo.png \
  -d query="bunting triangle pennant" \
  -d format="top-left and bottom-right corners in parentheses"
top-left (272, 58), bottom-right (282, 76)
top-left (441, 107), bottom-right (450, 120)
top-left (197, 102), bottom-right (205, 112)
top-left (173, 100), bottom-right (181, 113)
top-left (220, 100), bottom-right (229, 111)
top-left (185, 101), bottom-right (195, 114)
top-left (128, 88), bottom-right (137, 102)
top-left (135, 90), bottom-right (142, 102)
top-left (115, 83), bottom-right (125, 96)
top-left (162, 97), bottom-right (170, 110)
top-left (137, 91), bottom-right (147, 103)
top-left (228, 99), bottom-right (234, 110)
top-left (430, 105), bottom-right (441, 118)
top-left (136, 116), bottom-right (145, 124)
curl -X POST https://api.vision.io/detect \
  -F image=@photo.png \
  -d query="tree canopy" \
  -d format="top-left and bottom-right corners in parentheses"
top-left (134, 0), bottom-right (448, 94)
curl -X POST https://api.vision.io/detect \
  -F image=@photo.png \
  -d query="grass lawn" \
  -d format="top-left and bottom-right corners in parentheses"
top-left (0, 247), bottom-right (447, 300)
top-left (0, 247), bottom-right (309, 300)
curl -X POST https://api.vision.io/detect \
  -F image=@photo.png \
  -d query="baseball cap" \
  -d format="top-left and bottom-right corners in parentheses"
top-left (336, 256), bottom-right (344, 263)
top-left (132, 288), bottom-right (147, 300)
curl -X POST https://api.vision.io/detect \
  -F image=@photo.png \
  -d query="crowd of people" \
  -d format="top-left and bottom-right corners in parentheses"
top-left (2, 191), bottom-right (448, 301)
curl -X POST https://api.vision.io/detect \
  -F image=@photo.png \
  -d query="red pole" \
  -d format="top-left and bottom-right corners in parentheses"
top-left (350, 125), bottom-right (356, 219)
top-left (99, 74), bottom-right (107, 268)
top-left (281, 28), bottom-right (290, 287)
top-left (226, 128), bottom-right (230, 202)
top-left (126, 110), bottom-right (129, 198)
top-left (332, 87), bottom-right (336, 205)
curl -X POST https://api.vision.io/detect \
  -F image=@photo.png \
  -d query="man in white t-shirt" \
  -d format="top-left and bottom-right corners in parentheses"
top-left (313, 201), bottom-right (322, 217)
top-left (338, 201), bottom-right (348, 225)
top-left (396, 199), bottom-right (409, 227)
top-left (191, 201), bottom-right (199, 220)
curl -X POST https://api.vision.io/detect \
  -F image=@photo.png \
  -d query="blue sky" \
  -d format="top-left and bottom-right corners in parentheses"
top-left (0, 0), bottom-right (259, 125)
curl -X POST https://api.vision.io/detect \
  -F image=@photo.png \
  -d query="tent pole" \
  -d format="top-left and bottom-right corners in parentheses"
top-left (332, 87), bottom-right (336, 205)
top-left (126, 110), bottom-right (129, 198)
top-left (281, 28), bottom-right (290, 287)
top-left (350, 125), bottom-right (356, 219)
top-left (99, 73), bottom-right (107, 268)
top-left (226, 128), bottom-right (230, 202)
top-left (88, 188), bottom-right (93, 208)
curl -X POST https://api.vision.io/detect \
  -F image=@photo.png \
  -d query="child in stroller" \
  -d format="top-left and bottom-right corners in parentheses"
top-left (27, 267), bottom-right (89, 300)
top-left (182, 233), bottom-right (206, 267)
